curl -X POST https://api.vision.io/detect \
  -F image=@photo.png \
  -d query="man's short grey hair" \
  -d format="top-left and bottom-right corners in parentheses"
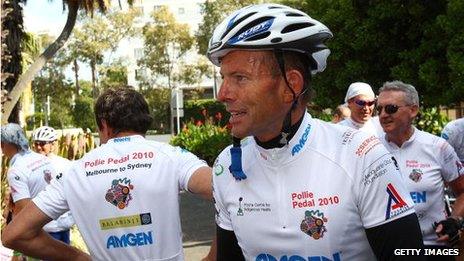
top-left (379, 80), bottom-right (419, 106)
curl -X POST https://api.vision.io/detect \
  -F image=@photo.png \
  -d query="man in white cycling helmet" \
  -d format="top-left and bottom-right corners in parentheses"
top-left (339, 82), bottom-right (383, 136)
top-left (3, 87), bottom-right (213, 261)
top-left (32, 126), bottom-right (75, 245)
top-left (0, 123), bottom-right (61, 258)
top-left (208, 3), bottom-right (424, 260)
top-left (441, 118), bottom-right (464, 163)
top-left (377, 81), bottom-right (464, 258)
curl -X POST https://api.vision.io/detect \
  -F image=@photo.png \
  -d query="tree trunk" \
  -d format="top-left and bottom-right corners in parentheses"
top-left (90, 59), bottom-right (98, 99)
top-left (1, 0), bottom-right (79, 124)
top-left (2, 0), bottom-right (24, 124)
top-left (73, 58), bottom-right (80, 96)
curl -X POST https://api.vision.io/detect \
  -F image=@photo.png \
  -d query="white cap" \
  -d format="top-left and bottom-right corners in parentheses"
top-left (344, 82), bottom-right (375, 103)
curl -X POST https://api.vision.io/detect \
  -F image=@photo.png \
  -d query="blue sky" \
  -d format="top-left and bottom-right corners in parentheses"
top-left (23, 1), bottom-right (67, 36)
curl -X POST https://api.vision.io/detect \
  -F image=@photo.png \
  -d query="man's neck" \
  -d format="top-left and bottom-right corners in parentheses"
top-left (387, 126), bottom-right (414, 147)
top-left (255, 111), bottom-right (305, 149)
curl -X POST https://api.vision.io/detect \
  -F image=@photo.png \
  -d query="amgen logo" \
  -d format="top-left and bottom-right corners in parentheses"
top-left (256, 252), bottom-right (341, 261)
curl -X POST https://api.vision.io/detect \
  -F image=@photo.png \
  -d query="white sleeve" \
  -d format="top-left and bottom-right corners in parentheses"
top-left (438, 139), bottom-right (463, 182)
top-left (352, 134), bottom-right (415, 228)
top-left (32, 177), bottom-right (69, 220)
top-left (7, 166), bottom-right (31, 202)
top-left (212, 150), bottom-right (233, 231)
top-left (171, 146), bottom-right (208, 192)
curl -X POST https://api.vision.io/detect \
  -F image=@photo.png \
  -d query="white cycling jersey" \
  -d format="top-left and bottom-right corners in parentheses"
top-left (6, 150), bottom-right (62, 232)
top-left (48, 154), bottom-right (75, 232)
top-left (33, 135), bottom-right (207, 261)
top-left (213, 112), bottom-right (415, 261)
top-left (381, 128), bottom-right (464, 246)
top-left (441, 118), bottom-right (464, 162)
top-left (338, 116), bottom-right (383, 137)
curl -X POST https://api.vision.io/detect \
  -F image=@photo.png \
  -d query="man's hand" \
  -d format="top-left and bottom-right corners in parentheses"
top-left (434, 217), bottom-right (463, 247)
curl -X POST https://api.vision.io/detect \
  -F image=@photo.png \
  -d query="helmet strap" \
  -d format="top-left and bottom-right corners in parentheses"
top-left (274, 50), bottom-right (300, 145)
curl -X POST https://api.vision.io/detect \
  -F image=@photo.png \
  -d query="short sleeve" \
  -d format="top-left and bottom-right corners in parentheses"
top-left (171, 146), bottom-right (208, 192)
top-left (212, 150), bottom-right (234, 231)
top-left (352, 134), bottom-right (415, 228)
top-left (7, 167), bottom-right (31, 202)
top-left (32, 177), bottom-right (69, 220)
top-left (438, 139), bottom-right (463, 182)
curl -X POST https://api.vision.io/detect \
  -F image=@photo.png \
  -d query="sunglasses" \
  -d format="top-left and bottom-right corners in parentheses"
top-left (376, 104), bottom-right (408, 115)
top-left (354, 99), bottom-right (376, 107)
top-left (34, 141), bottom-right (52, 146)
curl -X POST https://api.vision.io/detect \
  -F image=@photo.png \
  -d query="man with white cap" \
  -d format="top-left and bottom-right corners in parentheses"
top-left (339, 82), bottom-right (383, 136)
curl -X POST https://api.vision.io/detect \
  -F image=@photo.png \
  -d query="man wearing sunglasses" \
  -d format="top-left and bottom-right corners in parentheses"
top-left (31, 126), bottom-right (75, 245)
top-left (378, 81), bottom-right (464, 258)
top-left (339, 82), bottom-right (382, 136)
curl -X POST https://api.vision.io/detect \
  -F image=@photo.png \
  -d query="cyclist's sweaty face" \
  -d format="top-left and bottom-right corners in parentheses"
top-left (218, 50), bottom-right (289, 141)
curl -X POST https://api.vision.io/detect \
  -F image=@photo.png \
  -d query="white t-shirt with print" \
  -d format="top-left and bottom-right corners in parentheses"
top-left (33, 135), bottom-right (207, 261)
top-left (441, 118), bottom-right (464, 162)
top-left (48, 154), bottom-right (75, 231)
top-left (338, 116), bottom-right (383, 137)
top-left (213, 112), bottom-right (415, 261)
top-left (6, 150), bottom-right (62, 232)
top-left (381, 128), bottom-right (463, 245)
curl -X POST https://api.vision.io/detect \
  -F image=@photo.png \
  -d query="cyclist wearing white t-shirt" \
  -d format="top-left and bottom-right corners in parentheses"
top-left (32, 126), bottom-right (75, 245)
top-left (207, 4), bottom-right (424, 260)
top-left (0, 124), bottom-right (60, 254)
top-left (339, 82), bottom-right (383, 137)
top-left (377, 81), bottom-right (464, 259)
top-left (2, 87), bottom-right (213, 261)
top-left (441, 118), bottom-right (464, 163)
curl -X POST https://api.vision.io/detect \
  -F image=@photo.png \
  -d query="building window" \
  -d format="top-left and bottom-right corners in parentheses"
top-left (134, 48), bottom-right (144, 60)
top-left (178, 7), bottom-right (185, 15)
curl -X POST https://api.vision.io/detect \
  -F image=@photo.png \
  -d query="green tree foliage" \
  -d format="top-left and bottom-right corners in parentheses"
top-left (68, 8), bottom-right (140, 98)
top-left (139, 87), bottom-right (171, 134)
top-left (31, 40), bottom-right (74, 129)
top-left (72, 82), bottom-right (97, 131)
top-left (281, 0), bottom-right (462, 108)
top-left (139, 6), bottom-right (194, 89)
top-left (415, 107), bottom-right (449, 136)
top-left (195, 0), bottom-right (260, 55)
top-left (99, 59), bottom-right (128, 90)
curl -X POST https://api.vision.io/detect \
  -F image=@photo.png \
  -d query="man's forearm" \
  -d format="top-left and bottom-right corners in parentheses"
top-left (5, 229), bottom-right (89, 261)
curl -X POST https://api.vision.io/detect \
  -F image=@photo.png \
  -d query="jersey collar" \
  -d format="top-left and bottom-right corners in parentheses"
top-left (106, 135), bottom-right (145, 144)
top-left (253, 111), bottom-right (314, 165)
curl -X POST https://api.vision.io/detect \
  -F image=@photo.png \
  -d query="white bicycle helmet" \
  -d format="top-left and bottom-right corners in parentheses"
top-left (207, 3), bottom-right (333, 75)
top-left (32, 126), bottom-right (58, 142)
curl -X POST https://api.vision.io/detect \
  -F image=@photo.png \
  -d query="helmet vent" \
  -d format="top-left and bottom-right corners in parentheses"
top-left (285, 12), bottom-right (304, 17)
top-left (268, 6), bottom-right (284, 9)
top-left (245, 31), bottom-right (271, 42)
top-left (271, 37), bottom-right (282, 43)
top-left (281, 22), bottom-right (314, 33)
top-left (221, 12), bottom-right (257, 40)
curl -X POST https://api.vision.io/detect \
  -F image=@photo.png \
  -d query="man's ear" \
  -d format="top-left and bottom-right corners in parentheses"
top-left (283, 69), bottom-right (304, 103)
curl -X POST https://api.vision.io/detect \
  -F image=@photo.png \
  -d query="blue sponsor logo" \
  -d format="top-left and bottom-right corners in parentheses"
top-left (441, 133), bottom-right (449, 140)
top-left (256, 252), bottom-right (341, 261)
top-left (114, 137), bottom-right (130, 143)
top-left (106, 231), bottom-right (153, 249)
top-left (292, 124), bottom-right (311, 156)
top-left (410, 191), bottom-right (426, 203)
top-left (228, 18), bottom-right (274, 44)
